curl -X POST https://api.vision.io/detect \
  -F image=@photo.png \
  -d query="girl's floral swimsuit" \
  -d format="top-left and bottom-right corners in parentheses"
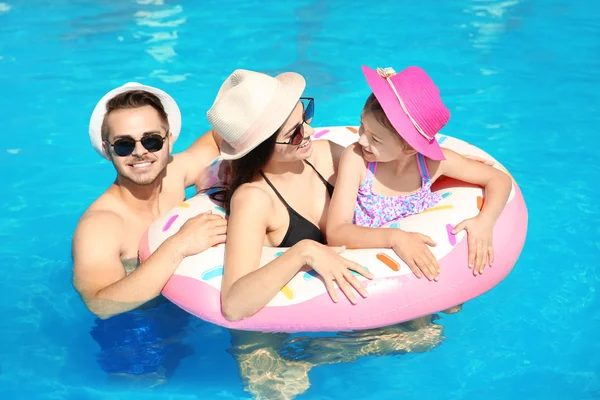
top-left (353, 153), bottom-right (442, 228)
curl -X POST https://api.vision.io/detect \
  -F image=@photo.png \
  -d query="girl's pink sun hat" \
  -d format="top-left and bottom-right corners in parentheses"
top-left (362, 65), bottom-right (450, 160)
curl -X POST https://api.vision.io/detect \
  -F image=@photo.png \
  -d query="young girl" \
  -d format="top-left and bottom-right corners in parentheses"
top-left (326, 65), bottom-right (512, 281)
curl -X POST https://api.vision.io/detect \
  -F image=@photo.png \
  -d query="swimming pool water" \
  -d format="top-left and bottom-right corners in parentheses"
top-left (1, 0), bottom-right (599, 399)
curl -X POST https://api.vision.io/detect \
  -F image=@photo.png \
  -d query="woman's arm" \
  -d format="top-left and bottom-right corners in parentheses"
top-left (221, 186), bottom-right (307, 320)
top-left (221, 184), bottom-right (371, 321)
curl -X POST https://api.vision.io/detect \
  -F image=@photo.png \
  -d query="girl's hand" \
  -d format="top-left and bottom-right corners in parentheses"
top-left (452, 216), bottom-right (495, 275)
top-left (391, 231), bottom-right (440, 281)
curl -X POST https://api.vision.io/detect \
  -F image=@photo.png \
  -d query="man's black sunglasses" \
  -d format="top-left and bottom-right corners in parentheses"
top-left (105, 133), bottom-right (168, 157)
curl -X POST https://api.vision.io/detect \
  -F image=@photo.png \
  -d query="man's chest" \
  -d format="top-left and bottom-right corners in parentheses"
top-left (119, 185), bottom-right (186, 259)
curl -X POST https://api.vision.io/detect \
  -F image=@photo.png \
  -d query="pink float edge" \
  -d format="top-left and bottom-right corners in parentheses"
top-left (148, 183), bottom-right (527, 333)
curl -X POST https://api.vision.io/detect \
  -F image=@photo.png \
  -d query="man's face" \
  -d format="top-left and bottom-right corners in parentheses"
top-left (103, 105), bottom-right (171, 186)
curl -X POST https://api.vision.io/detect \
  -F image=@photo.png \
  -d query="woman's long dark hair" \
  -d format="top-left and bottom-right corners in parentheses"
top-left (205, 131), bottom-right (278, 214)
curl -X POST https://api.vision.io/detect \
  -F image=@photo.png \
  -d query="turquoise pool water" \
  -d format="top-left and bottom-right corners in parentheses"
top-left (1, 0), bottom-right (599, 399)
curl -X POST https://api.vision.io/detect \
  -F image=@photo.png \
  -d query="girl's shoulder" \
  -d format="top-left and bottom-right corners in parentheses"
top-left (338, 143), bottom-right (369, 180)
top-left (342, 143), bottom-right (369, 165)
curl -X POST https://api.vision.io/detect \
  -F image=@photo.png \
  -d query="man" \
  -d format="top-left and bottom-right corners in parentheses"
top-left (72, 82), bottom-right (226, 382)
top-left (73, 82), bottom-right (226, 318)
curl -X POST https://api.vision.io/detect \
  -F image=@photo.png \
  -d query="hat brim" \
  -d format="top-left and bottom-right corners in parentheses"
top-left (362, 66), bottom-right (445, 161)
top-left (89, 82), bottom-right (182, 159)
top-left (219, 72), bottom-right (306, 160)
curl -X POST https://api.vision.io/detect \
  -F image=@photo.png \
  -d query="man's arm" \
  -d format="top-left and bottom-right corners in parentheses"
top-left (176, 129), bottom-right (223, 189)
top-left (71, 211), bottom-right (186, 319)
top-left (72, 209), bottom-right (227, 319)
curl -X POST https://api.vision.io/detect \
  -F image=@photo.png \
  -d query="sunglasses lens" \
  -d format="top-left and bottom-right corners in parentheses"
top-left (304, 99), bottom-right (314, 124)
top-left (291, 124), bottom-right (304, 146)
top-left (113, 139), bottom-right (136, 157)
top-left (141, 135), bottom-right (164, 152)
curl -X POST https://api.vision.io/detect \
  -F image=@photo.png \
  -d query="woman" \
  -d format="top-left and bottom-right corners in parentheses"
top-left (207, 69), bottom-right (373, 319)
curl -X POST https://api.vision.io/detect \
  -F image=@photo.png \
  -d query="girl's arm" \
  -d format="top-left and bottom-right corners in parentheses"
top-left (436, 148), bottom-right (512, 273)
top-left (326, 145), bottom-right (440, 281)
top-left (222, 184), bottom-right (371, 321)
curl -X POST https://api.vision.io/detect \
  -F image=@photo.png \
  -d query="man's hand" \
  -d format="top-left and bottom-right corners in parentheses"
top-left (171, 211), bottom-right (227, 258)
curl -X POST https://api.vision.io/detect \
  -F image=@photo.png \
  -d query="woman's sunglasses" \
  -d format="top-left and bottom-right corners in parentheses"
top-left (275, 97), bottom-right (314, 146)
top-left (105, 133), bottom-right (168, 157)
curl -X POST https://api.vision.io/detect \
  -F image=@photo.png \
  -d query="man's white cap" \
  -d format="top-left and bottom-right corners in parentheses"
top-left (88, 82), bottom-right (182, 159)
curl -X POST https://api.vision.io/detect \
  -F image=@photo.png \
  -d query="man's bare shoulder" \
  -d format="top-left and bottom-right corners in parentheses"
top-left (81, 190), bottom-right (125, 222)
top-left (73, 191), bottom-right (125, 250)
top-left (71, 190), bottom-right (129, 301)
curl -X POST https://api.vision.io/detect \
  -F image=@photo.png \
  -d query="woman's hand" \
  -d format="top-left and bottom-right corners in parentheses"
top-left (301, 241), bottom-right (374, 304)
